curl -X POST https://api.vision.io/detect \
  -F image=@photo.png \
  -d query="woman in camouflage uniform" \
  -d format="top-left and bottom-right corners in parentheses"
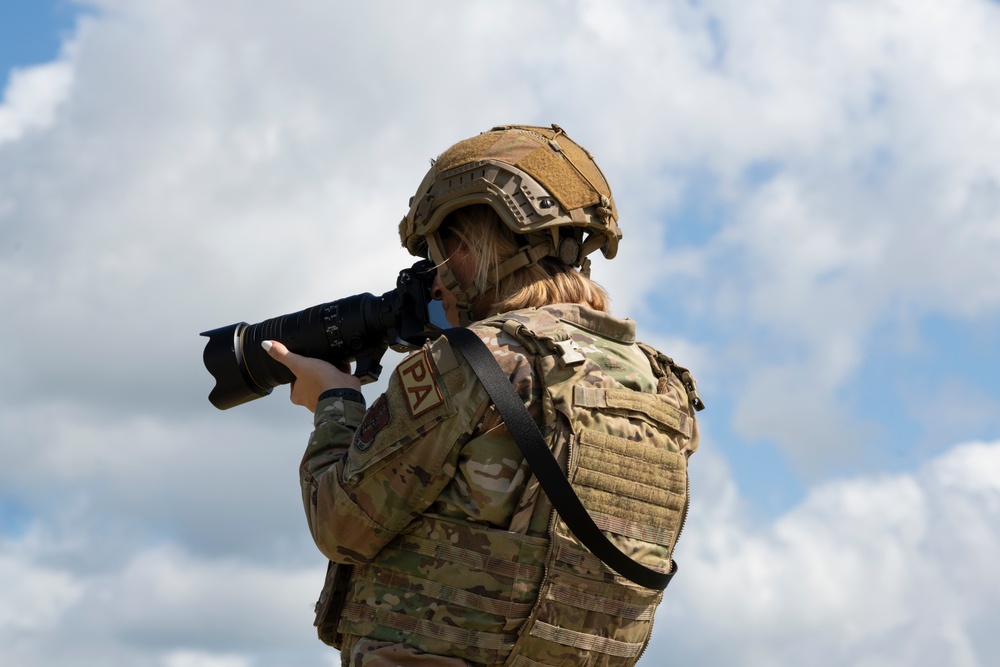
top-left (265, 125), bottom-right (702, 667)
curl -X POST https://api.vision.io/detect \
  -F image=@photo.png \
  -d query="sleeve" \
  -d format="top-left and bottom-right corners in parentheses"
top-left (299, 335), bottom-right (493, 564)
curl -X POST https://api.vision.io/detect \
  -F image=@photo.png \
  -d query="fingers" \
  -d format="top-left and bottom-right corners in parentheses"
top-left (261, 339), bottom-right (301, 371)
top-left (260, 340), bottom-right (362, 411)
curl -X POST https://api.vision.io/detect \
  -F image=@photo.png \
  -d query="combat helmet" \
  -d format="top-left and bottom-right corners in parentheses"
top-left (398, 124), bottom-right (621, 325)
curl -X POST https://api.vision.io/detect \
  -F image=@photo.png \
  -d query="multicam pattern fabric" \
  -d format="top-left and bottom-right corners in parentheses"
top-left (300, 304), bottom-right (700, 666)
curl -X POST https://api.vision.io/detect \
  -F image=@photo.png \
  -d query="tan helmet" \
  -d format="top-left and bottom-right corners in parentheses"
top-left (398, 124), bottom-right (622, 324)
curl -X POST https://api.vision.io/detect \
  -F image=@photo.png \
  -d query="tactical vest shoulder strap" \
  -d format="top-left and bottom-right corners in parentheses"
top-left (441, 326), bottom-right (676, 590)
top-left (500, 319), bottom-right (587, 366)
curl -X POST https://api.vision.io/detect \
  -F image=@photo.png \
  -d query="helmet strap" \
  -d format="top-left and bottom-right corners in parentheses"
top-left (426, 232), bottom-right (481, 326)
top-left (491, 237), bottom-right (552, 286)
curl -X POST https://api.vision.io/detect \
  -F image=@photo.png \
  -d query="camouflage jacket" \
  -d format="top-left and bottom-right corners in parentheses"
top-left (300, 304), bottom-right (700, 666)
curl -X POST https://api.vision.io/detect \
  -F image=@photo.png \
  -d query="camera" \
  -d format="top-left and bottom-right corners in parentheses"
top-left (201, 259), bottom-right (447, 410)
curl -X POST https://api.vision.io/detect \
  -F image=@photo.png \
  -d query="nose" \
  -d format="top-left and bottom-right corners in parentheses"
top-left (430, 272), bottom-right (444, 301)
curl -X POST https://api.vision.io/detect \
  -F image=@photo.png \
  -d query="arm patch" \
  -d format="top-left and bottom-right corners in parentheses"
top-left (396, 348), bottom-right (444, 418)
top-left (354, 394), bottom-right (390, 451)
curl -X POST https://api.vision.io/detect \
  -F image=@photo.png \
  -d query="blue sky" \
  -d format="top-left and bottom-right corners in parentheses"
top-left (0, 1), bottom-right (82, 90)
top-left (2, 1), bottom-right (999, 666)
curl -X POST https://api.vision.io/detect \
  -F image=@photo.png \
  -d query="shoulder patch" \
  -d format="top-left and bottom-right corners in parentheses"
top-left (354, 394), bottom-right (390, 451)
top-left (396, 348), bottom-right (444, 418)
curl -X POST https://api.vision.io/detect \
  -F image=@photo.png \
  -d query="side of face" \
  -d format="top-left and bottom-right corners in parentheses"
top-left (431, 235), bottom-right (475, 327)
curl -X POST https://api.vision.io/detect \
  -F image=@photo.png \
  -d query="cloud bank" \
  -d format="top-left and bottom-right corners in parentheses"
top-left (656, 439), bottom-right (1000, 665)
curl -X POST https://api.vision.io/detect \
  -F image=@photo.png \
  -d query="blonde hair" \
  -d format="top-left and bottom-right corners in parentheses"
top-left (442, 205), bottom-right (610, 315)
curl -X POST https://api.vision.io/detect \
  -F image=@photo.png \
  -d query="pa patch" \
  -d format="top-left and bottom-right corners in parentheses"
top-left (354, 394), bottom-right (390, 451)
top-left (396, 348), bottom-right (444, 418)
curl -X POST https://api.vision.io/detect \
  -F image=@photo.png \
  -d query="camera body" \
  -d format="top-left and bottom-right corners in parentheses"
top-left (201, 260), bottom-right (445, 410)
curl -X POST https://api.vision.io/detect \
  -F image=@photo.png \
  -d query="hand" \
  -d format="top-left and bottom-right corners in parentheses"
top-left (262, 340), bottom-right (362, 412)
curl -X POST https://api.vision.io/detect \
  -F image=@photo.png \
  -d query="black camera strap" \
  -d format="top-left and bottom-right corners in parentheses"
top-left (441, 327), bottom-right (675, 591)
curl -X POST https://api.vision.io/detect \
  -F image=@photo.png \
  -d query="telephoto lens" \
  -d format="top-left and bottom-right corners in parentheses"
top-left (201, 260), bottom-right (443, 410)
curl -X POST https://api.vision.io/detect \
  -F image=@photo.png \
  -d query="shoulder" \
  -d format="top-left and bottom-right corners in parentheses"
top-left (422, 315), bottom-right (541, 406)
top-left (479, 306), bottom-right (564, 335)
top-left (448, 310), bottom-right (542, 376)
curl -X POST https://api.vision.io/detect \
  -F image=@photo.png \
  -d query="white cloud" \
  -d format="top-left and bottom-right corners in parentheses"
top-left (0, 401), bottom-right (317, 563)
top-left (648, 439), bottom-right (1000, 666)
top-left (645, 0), bottom-right (1000, 463)
top-left (0, 552), bottom-right (84, 641)
top-left (162, 653), bottom-right (250, 667)
top-left (0, 534), bottom-right (326, 666)
top-left (0, 62), bottom-right (73, 145)
top-left (2, 0), bottom-right (1000, 665)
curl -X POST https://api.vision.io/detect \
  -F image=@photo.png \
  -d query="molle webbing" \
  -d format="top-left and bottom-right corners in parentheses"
top-left (391, 532), bottom-right (544, 582)
top-left (573, 386), bottom-right (694, 438)
top-left (528, 621), bottom-right (645, 658)
top-left (336, 514), bottom-right (547, 664)
top-left (340, 601), bottom-right (518, 652)
top-left (587, 510), bottom-right (676, 547)
top-left (353, 564), bottom-right (536, 618)
top-left (551, 539), bottom-right (670, 583)
top-left (543, 582), bottom-right (657, 621)
top-left (574, 429), bottom-right (687, 542)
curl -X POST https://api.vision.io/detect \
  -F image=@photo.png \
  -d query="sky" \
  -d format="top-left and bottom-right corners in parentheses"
top-left (1, 0), bottom-right (999, 665)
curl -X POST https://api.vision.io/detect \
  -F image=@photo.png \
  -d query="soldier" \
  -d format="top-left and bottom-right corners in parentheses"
top-left (264, 125), bottom-right (703, 666)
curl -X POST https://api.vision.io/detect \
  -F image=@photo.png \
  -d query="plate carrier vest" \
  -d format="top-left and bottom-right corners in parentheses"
top-left (314, 311), bottom-right (700, 666)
